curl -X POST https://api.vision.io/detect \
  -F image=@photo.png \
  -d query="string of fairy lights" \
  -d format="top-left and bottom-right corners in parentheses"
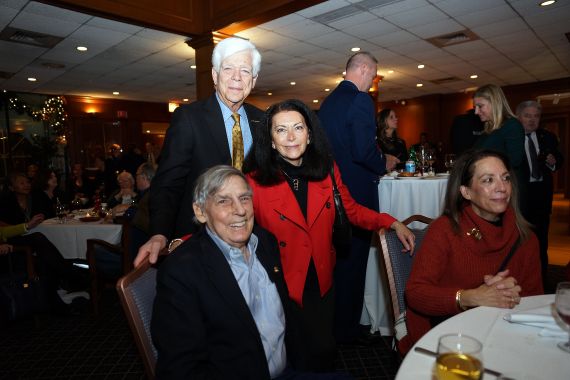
top-left (7, 94), bottom-right (68, 137)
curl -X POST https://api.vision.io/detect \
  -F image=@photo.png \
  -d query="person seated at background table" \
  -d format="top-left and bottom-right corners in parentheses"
top-left (0, 172), bottom-right (88, 300)
top-left (68, 163), bottom-right (95, 205)
top-left (472, 84), bottom-right (526, 212)
top-left (32, 168), bottom-right (64, 219)
top-left (376, 108), bottom-right (407, 167)
top-left (152, 165), bottom-right (350, 379)
top-left (106, 171), bottom-right (137, 209)
top-left (243, 99), bottom-right (415, 371)
top-left (402, 149), bottom-right (543, 354)
top-left (411, 132), bottom-right (435, 153)
top-left (94, 163), bottom-right (153, 278)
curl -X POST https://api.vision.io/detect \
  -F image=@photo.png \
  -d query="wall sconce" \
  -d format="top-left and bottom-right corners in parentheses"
top-left (168, 102), bottom-right (179, 112)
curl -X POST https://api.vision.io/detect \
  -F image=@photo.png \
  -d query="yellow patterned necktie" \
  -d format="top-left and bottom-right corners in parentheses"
top-left (231, 113), bottom-right (244, 170)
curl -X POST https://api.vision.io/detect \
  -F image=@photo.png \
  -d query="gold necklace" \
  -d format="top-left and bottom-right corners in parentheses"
top-left (281, 170), bottom-right (299, 191)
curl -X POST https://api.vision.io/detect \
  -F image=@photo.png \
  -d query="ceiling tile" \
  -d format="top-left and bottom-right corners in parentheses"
top-left (327, 10), bottom-right (378, 29)
top-left (274, 19), bottom-right (335, 40)
top-left (343, 18), bottom-right (400, 39)
top-left (383, 5), bottom-right (448, 29)
top-left (454, 4), bottom-right (517, 28)
top-left (86, 16), bottom-right (144, 34)
top-left (373, 30), bottom-right (417, 47)
top-left (296, 0), bottom-right (351, 18)
top-left (22, 1), bottom-right (91, 23)
top-left (369, 0), bottom-right (429, 17)
top-left (0, 0), bottom-right (27, 11)
top-left (407, 18), bottom-right (463, 39)
top-left (0, 5), bottom-right (18, 30)
top-left (434, 0), bottom-right (505, 17)
top-left (10, 10), bottom-right (81, 37)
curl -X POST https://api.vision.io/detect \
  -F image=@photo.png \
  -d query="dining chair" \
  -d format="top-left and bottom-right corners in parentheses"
top-left (116, 258), bottom-right (158, 379)
top-left (86, 218), bottom-right (133, 315)
top-left (378, 214), bottom-right (433, 352)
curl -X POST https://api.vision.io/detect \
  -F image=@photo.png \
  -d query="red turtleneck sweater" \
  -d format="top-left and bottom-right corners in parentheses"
top-left (401, 205), bottom-right (543, 353)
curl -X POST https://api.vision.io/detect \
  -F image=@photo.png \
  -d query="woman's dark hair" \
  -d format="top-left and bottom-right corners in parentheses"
top-left (35, 169), bottom-right (57, 191)
top-left (243, 99), bottom-right (333, 185)
top-left (443, 149), bottom-right (530, 240)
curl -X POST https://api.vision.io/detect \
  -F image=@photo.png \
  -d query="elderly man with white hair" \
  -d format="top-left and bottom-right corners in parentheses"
top-left (136, 37), bottom-right (264, 266)
top-left (516, 100), bottom-right (564, 287)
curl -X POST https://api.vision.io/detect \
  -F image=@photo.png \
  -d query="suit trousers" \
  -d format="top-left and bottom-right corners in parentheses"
top-left (524, 181), bottom-right (551, 286)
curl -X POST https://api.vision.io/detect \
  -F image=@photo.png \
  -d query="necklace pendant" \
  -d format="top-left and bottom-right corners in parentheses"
top-left (292, 179), bottom-right (299, 191)
top-left (466, 227), bottom-right (482, 240)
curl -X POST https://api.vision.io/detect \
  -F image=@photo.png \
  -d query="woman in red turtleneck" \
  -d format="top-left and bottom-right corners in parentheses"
top-left (401, 149), bottom-right (543, 354)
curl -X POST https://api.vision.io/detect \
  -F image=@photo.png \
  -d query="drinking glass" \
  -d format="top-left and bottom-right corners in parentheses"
top-left (445, 154), bottom-right (456, 173)
top-left (555, 282), bottom-right (570, 353)
top-left (435, 333), bottom-right (483, 380)
top-left (426, 148), bottom-right (436, 174)
top-left (418, 146), bottom-right (428, 174)
top-left (55, 203), bottom-right (67, 224)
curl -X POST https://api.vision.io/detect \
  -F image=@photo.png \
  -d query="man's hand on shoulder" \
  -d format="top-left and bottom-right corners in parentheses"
top-left (134, 234), bottom-right (168, 267)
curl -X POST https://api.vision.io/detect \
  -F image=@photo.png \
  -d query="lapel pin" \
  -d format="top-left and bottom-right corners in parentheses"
top-left (273, 266), bottom-right (280, 273)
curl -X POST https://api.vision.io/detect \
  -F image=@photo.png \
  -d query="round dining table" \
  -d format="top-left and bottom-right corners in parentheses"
top-left (396, 294), bottom-right (570, 380)
top-left (32, 217), bottom-right (122, 260)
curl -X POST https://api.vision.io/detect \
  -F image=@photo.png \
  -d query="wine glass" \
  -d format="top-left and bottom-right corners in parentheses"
top-left (426, 148), bottom-right (436, 174)
top-left (417, 146), bottom-right (428, 175)
top-left (555, 282), bottom-right (570, 353)
top-left (435, 333), bottom-right (483, 380)
top-left (445, 154), bottom-right (456, 173)
top-left (55, 202), bottom-right (67, 224)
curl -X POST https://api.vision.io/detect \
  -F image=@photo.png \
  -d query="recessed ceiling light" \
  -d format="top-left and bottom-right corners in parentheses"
top-left (540, 0), bottom-right (556, 6)
top-left (351, 47), bottom-right (360, 52)
top-left (190, 65), bottom-right (196, 69)
top-left (470, 74), bottom-right (478, 79)
top-left (417, 64), bottom-right (425, 69)
top-left (113, 91), bottom-right (119, 95)
top-left (324, 88), bottom-right (330, 92)
top-left (267, 92), bottom-right (273, 96)
top-left (146, 130), bottom-right (151, 134)
top-left (290, 82), bottom-right (296, 86)
top-left (416, 83), bottom-right (423, 87)
top-left (342, 71), bottom-right (346, 76)
top-left (313, 99), bottom-right (319, 103)
top-left (183, 98), bottom-right (189, 102)
top-left (388, 70), bottom-right (394, 74)
top-left (76, 46), bottom-right (87, 52)
top-left (27, 77), bottom-right (37, 82)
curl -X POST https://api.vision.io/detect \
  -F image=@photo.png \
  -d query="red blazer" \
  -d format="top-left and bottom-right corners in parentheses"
top-left (247, 162), bottom-right (396, 306)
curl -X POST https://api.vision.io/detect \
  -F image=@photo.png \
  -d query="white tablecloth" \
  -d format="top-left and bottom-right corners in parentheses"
top-left (361, 176), bottom-right (448, 335)
top-left (396, 294), bottom-right (570, 380)
top-left (32, 218), bottom-right (122, 260)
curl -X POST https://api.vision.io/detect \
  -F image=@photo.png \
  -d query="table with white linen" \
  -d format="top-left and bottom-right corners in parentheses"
top-left (32, 217), bottom-right (122, 260)
top-left (396, 294), bottom-right (569, 380)
top-left (361, 176), bottom-right (448, 335)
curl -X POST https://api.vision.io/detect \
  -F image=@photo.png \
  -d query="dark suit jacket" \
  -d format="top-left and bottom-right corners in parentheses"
top-left (151, 225), bottom-right (291, 380)
top-left (149, 93), bottom-right (264, 238)
top-left (318, 80), bottom-right (386, 210)
top-left (525, 127), bottom-right (564, 214)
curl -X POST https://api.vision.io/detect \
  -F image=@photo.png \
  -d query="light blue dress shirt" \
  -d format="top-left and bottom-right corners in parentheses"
top-left (215, 93), bottom-right (254, 158)
top-left (206, 227), bottom-right (287, 378)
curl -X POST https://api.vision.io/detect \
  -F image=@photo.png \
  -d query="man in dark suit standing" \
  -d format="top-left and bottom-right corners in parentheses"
top-left (516, 100), bottom-right (564, 287)
top-left (135, 37), bottom-right (264, 266)
top-left (318, 52), bottom-right (398, 343)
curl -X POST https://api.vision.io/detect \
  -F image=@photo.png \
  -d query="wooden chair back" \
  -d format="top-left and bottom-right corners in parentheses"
top-left (116, 258), bottom-right (158, 379)
top-left (379, 214), bottom-right (433, 323)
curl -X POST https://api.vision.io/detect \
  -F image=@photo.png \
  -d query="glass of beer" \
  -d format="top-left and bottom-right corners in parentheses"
top-left (435, 333), bottom-right (483, 380)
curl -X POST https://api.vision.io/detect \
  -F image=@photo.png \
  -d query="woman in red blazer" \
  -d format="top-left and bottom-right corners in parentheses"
top-left (243, 99), bottom-right (415, 372)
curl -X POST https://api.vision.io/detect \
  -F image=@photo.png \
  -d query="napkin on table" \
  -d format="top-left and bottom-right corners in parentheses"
top-left (503, 305), bottom-right (567, 338)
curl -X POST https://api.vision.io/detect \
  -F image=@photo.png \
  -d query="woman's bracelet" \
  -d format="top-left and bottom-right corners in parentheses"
top-left (456, 289), bottom-right (467, 311)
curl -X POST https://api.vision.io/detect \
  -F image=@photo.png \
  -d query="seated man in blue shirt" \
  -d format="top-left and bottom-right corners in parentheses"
top-left (151, 165), bottom-right (288, 379)
top-left (151, 166), bottom-right (352, 380)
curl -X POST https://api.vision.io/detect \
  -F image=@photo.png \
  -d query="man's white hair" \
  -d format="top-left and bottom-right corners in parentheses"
top-left (211, 37), bottom-right (261, 77)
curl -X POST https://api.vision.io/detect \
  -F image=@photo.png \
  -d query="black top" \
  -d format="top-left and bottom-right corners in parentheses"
top-left (378, 136), bottom-right (408, 166)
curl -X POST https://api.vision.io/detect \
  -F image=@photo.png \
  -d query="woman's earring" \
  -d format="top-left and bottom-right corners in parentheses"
top-left (272, 142), bottom-right (275, 149)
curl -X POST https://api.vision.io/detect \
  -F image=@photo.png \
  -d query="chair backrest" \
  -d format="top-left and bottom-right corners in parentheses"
top-left (379, 214), bottom-right (433, 322)
top-left (116, 259), bottom-right (158, 379)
